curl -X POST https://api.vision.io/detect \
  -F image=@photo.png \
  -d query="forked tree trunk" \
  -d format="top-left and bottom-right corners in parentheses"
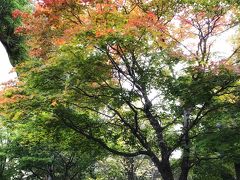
top-left (150, 155), bottom-right (174, 180)
top-left (160, 161), bottom-right (175, 180)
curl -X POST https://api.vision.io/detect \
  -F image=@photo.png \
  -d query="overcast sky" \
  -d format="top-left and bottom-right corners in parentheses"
top-left (0, 42), bottom-right (17, 84)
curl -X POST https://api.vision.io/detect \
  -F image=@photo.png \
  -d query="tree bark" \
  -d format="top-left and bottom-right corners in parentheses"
top-left (179, 108), bottom-right (191, 180)
top-left (150, 154), bottom-right (174, 180)
top-left (141, 92), bottom-right (174, 180)
top-left (160, 161), bottom-right (175, 180)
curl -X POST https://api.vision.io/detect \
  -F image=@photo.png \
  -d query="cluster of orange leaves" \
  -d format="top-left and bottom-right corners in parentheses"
top-left (19, 0), bottom-right (169, 51)
top-left (12, 9), bottom-right (29, 20)
top-left (37, 0), bottom-right (68, 6)
top-left (12, 9), bottom-right (31, 34)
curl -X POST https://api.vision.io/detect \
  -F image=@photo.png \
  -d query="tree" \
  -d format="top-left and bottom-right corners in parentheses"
top-left (0, 0), bottom-right (29, 66)
top-left (7, 0), bottom-right (240, 179)
top-left (0, 87), bottom-right (107, 179)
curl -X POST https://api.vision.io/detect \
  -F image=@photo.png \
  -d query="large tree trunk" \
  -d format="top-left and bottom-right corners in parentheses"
top-left (141, 94), bottom-right (174, 180)
top-left (150, 154), bottom-right (174, 180)
top-left (179, 108), bottom-right (191, 180)
top-left (161, 161), bottom-right (175, 180)
top-left (235, 162), bottom-right (240, 180)
top-left (178, 150), bottom-right (190, 180)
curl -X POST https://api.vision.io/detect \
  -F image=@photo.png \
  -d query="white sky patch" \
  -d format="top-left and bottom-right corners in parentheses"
top-left (173, 25), bottom-right (238, 79)
top-left (171, 149), bottom-right (182, 159)
top-left (211, 26), bottom-right (237, 59)
top-left (0, 42), bottom-right (17, 84)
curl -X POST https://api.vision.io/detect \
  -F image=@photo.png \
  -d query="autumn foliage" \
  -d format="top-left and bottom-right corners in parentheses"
top-left (6, 0), bottom-right (240, 180)
top-left (12, 0), bottom-right (237, 69)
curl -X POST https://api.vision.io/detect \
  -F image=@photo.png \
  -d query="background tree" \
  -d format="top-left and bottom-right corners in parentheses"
top-left (0, 0), bottom-right (28, 66)
top-left (0, 87), bottom-right (106, 179)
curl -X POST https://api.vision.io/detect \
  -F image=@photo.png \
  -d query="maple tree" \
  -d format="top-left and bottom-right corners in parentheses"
top-left (3, 0), bottom-right (240, 179)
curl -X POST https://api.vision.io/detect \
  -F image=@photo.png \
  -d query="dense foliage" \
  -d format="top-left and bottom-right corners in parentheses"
top-left (1, 0), bottom-right (240, 179)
